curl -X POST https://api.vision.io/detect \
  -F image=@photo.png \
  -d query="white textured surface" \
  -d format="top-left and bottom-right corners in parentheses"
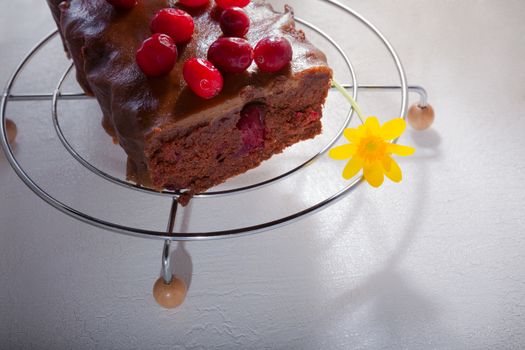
top-left (1, 0), bottom-right (525, 349)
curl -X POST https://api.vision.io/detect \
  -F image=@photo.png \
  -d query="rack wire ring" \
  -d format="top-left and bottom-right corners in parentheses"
top-left (52, 15), bottom-right (359, 199)
top-left (1, 1), bottom-right (408, 240)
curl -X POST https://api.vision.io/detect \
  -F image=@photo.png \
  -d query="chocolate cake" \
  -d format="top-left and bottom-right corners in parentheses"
top-left (47, 0), bottom-right (332, 203)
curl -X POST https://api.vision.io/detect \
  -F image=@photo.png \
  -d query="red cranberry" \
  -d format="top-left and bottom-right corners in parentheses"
top-left (106, 0), bottom-right (137, 9)
top-left (220, 7), bottom-right (250, 37)
top-left (254, 36), bottom-right (293, 73)
top-left (183, 58), bottom-right (224, 99)
top-left (237, 104), bottom-right (265, 151)
top-left (178, 0), bottom-right (210, 7)
top-left (307, 110), bottom-right (321, 122)
top-left (136, 34), bottom-right (178, 77)
top-left (207, 38), bottom-right (253, 73)
top-left (151, 9), bottom-right (195, 43)
top-left (296, 110), bottom-right (321, 125)
top-left (215, 0), bottom-right (250, 9)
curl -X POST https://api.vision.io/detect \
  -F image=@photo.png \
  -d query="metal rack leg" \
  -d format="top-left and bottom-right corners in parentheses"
top-left (161, 240), bottom-right (173, 284)
top-left (161, 198), bottom-right (178, 284)
top-left (339, 84), bottom-right (429, 107)
top-left (153, 199), bottom-right (187, 309)
top-left (339, 84), bottom-right (434, 130)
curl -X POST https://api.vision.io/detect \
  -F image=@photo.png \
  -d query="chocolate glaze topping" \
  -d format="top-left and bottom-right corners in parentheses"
top-left (47, 0), bottom-right (331, 186)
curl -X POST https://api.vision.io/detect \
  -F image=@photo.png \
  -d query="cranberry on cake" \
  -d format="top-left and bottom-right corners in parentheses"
top-left (47, 0), bottom-right (333, 204)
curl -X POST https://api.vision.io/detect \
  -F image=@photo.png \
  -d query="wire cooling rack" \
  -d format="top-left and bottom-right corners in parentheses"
top-left (1, 0), bottom-right (430, 302)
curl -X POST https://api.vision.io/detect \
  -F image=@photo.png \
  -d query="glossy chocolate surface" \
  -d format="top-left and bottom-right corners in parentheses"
top-left (47, 0), bottom-right (331, 184)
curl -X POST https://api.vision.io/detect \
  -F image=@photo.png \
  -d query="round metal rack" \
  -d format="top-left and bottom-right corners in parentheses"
top-left (1, 0), bottom-right (431, 307)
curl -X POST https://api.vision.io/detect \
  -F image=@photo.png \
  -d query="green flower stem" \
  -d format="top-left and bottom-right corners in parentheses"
top-left (331, 79), bottom-right (365, 124)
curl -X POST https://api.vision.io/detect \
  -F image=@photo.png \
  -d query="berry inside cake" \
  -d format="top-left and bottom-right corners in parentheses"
top-left (47, 0), bottom-right (333, 204)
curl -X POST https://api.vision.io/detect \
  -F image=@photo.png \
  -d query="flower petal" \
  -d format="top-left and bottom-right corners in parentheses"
top-left (384, 157), bottom-right (402, 183)
top-left (329, 144), bottom-right (357, 160)
top-left (380, 118), bottom-right (406, 140)
top-left (363, 161), bottom-right (384, 187)
top-left (382, 156), bottom-right (392, 171)
top-left (343, 157), bottom-right (364, 180)
top-left (365, 116), bottom-right (380, 135)
top-left (344, 127), bottom-right (365, 143)
top-left (388, 143), bottom-right (416, 156)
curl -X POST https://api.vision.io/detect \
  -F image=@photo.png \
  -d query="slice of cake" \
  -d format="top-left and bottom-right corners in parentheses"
top-left (47, 0), bottom-right (332, 203)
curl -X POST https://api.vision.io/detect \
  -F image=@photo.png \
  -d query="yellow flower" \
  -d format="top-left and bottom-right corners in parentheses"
top-left (329, 117), bottom-right (415, 187)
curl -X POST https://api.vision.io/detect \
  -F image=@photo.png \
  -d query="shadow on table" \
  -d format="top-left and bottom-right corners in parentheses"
top-left (311, 127), bottom-right (464, 346)
top-left (0, 141), bottom-right (15, 163)
top-left (410, 128), bottom-right (442, 149)
top-left (156, 128), bottom-right (453, 347)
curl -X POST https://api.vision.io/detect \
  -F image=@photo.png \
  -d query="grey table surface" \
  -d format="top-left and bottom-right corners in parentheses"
top-left (1, 0), bottom-right (525, 349)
